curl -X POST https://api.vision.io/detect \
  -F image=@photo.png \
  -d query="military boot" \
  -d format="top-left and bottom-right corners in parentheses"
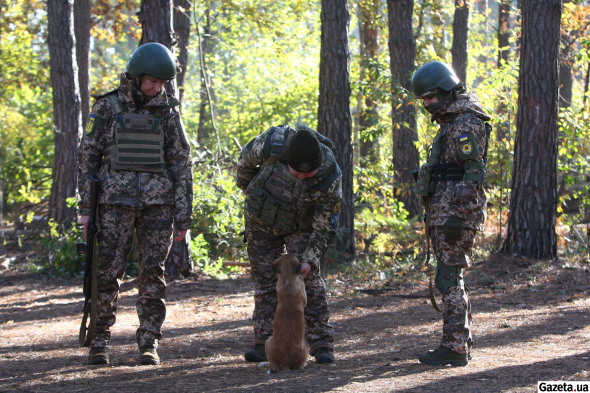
top-left (418, 346), bottom-right (469, 367)
top-left (88, 347), bottom-right (109, 365)
top-left (244, 344), bottom-right (267, 362)
top-left (314, 347), bottom-right (334, 364)
top-left (139, 345), bottom-right (160, 365)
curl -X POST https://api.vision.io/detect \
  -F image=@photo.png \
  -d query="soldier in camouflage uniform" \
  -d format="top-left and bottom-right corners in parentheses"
top-left (412, 62), bottom-right (490, 367)
top-left (78, 43), bottom-right (193, 366)
top-left (236, 125), bottom-right (342, 364)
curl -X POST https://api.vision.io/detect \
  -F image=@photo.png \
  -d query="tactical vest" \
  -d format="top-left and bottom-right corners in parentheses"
top-left (415, 121), bottom-right (491, 197)
top-left (101, 94), bottom-right (166, 173)
top-left (245, 126), bottom-right (338, 235)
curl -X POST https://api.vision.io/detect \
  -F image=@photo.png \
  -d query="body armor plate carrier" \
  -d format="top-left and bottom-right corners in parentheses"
top-left (102, 94), bottom-right (165, 173)
top-left (245, 126), bottom-right (337, 235)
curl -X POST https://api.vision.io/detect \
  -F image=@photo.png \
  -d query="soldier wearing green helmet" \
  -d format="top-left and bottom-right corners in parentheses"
top-left (78, 42), bottom-right (193, 366)
top-left (412, 61), bottom-right (491, 367)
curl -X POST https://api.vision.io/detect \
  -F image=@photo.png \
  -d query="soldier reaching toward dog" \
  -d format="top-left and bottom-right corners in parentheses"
top-left (236, 125), bottom-right (342, 364)
top-left (78, 43), bottom-right (193, 366)
top-left (412, 61), bottom-right (491, 367)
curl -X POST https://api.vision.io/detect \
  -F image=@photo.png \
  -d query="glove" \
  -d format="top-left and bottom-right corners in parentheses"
top-left (443, 216), bottom-right (465, 243)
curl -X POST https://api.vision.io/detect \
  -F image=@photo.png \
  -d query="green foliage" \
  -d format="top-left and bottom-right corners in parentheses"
top-left (39, 220), bottom-right (86, 276)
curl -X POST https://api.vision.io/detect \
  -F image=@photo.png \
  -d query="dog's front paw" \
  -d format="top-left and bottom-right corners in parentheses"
top-left (258, 361), bottom-right (270, 368)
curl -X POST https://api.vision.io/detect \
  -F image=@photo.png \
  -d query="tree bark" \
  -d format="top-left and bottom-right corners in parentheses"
top-left (197, 5), bottom-right (212, 149)
top-left (451, 0), bottom-right (470, 84)
top-left (387, 0), bottom-right (421, 218)
top-left (496, 0), bottom-right (511, 142)
top-left (173, 0), bottom-right (191, 104)
top-left (559, 0), bottom-right (573, 109)
top-left (139, 0), bottom-right (177, 96)
top-left (358, 0), bottom-right (379, 166)
top-left (501, 0), bottom-right (561, 259)
top-left (74, 0), bottom-right (91, 128)
top-left (47, 0), bottom-right (83, 229)
top-left (318, 0), bottom-right (354, 257)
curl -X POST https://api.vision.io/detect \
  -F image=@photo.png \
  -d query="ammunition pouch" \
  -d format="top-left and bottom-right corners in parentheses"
top-left (246, 188), bottom-right (299, 233)
top-left (415, 164), bottom-right (433, 197)
top-left (434, 260), bottom-right (464, 295)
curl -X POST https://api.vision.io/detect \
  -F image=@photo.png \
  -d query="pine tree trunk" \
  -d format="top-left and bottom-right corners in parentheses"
top-left (74, 0), bottom-right (91, 128)
top-left (173, 0), bottom-right (191, 104)
top-left (387, 0), bottom-right (421, 218)
top-left (47, 0), bottom-right (82, 229)
top-left (139, 0), bottom-right (177, 96)
top-left (496, 0), bottom-right (511, 142)
top-left (451, 0), bottom-right (470, 84)
top-left (358, 0), bottom-right (379, 166)
top-left (197, 5), bottom-right (212, 149)
top-left (318, 0), bottom-right (354, 257)
top-left (501, 0), bottom-right (561, 259)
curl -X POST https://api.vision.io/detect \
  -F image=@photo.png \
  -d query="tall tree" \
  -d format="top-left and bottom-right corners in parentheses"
top-left (47, 0), bottom-right (83, 228)
top-left (74, 0), bottom-right (91, 127)
top-left (387, 0), bottom-right (420, 218)
top-left (196, 3), bottom-right (213, 149)
top-left (318, 0), bottom-right (354, 257)
top-left (139, 0), bottom-right (177, 96)
top-left (559, 0), bottom-right (573, 109)
top-left (496, 0), bottom-right (511, 142)
top-left (173, 0), bottom-right (191, 104)
top-left (358, 0), bottom-right (379, 166)
top-left (501, 0), bottom-right (561, 259)
top-left (451, 0), bottom-right (470, 84)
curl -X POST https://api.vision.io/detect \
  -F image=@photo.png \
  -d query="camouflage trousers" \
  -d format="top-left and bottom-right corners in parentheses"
top-left (246, 227), bottom-right (334, 354)
top-left (90, 204), bottom-right (174, 349)
top-left (430, 225), bottom-right (475, 354)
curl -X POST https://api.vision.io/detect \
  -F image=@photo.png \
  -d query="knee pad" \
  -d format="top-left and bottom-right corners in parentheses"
top-left (434, 261), bottom-right (464, 295)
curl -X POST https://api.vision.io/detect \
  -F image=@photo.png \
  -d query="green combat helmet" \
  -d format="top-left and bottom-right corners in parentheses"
top-left (411, 61), bottom-right (460, 97)
top-left (126, 42), bottom-right (177, 81)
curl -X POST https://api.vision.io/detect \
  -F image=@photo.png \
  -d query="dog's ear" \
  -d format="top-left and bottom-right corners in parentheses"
top-left (293, 262), bottom-right (302, 275)
top-left (272, 257), bottom-right (282, 274)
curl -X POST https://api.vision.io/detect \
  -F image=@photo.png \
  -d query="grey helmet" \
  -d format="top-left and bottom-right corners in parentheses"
top-left (411, 61), bottom-right (461, 97)
top-left (126, 43), bottom-right (177, 81)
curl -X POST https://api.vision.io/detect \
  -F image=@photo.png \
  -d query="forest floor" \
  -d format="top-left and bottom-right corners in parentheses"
top-left (0, 248), bottom-right (589, 393)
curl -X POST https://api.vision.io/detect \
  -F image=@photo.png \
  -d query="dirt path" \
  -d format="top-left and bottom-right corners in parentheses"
top-left (0, 256), bottom-right (589, 393)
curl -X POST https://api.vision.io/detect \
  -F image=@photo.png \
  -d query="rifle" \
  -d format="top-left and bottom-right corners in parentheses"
top-left (76, 173), bottom-right (101, 347)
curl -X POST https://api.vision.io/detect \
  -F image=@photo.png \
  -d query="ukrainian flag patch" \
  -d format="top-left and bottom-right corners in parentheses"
top-left (85, 114), bottom-right (96, 133)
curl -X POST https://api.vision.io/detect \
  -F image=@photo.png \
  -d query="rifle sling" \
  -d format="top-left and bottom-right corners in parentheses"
top-left (79, 231), bottom-right (100, 347)
top-left (424, 196), bottom-right (443, 313)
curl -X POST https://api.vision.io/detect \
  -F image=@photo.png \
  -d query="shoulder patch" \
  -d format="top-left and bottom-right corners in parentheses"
top-left (84, 114), bottom-right (101, 138)
top-left (455, 132), bottom-right (479, 160)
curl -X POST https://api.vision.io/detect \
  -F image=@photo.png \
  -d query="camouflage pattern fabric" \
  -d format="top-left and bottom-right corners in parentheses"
top-left (428, 92), bottom-right (490, 232)
top-left (236, 126), bottom-right (342, 269)
top-left (78, 72), bottom-right (193, 230)
top-left (247, 228), bottom-right (333, 354)
top-left (430, 225), bottom-right (475, 354)
top-left (90, 204), bottom-right (174, 349)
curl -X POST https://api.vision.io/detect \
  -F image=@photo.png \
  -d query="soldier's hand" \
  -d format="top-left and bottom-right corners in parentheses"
top-left (175, 229), bottom-right (188, 242)
top-left (79, 215), bottom-right (90, 242)
top-left (300, 263), bottom-right (311, 279)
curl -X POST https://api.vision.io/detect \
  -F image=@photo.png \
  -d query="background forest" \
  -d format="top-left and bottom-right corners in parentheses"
top-left (1, 0), bottom-right (589, 279)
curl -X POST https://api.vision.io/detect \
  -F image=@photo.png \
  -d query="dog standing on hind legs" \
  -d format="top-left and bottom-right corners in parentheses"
top-left (263, 254), bottom-right (308, 372)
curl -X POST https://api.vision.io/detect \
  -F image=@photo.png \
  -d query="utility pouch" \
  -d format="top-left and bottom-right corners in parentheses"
top-left (260, 197), bottom-right (280, 226)
top-left (415, 164), bottom-right (433, 197)
top-left (274, 204), bottom-right (298, 233)
top-left (246, 188), bottom-right (267, 217)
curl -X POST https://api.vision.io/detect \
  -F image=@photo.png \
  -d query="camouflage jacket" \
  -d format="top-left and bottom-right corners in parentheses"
top-left (428, 92), bottom-right (490, 231)
top-left (77, 73), bottom-right (193, 230)
top-left (236, 126), bottom-right (342, 269)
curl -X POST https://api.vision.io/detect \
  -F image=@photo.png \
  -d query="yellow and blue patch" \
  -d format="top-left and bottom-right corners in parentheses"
top-left (85, 114), bottom-right (97, 133)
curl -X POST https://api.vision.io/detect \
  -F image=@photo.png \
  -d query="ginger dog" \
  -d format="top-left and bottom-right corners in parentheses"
top-left (264, 254), bottom-right (308, 372)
